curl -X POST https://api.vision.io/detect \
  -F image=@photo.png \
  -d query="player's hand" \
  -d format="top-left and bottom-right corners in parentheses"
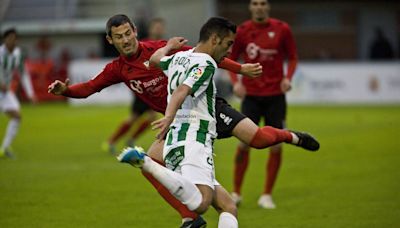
top-left (233, 82), bottom-right (246, 99)
top-left (48, 78), bottom-right (70, 95)
top-left (166, 37), bottom-right (188, 51)
top-left (240, 63), bottom-right (262, 78)
top-left (280, 78), bottom-right (291, 93)
top-left (151, 116), bottom-right (174, 141)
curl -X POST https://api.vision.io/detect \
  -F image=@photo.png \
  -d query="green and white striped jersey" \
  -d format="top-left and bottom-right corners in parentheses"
top-left (160, 48), bottom-right (218, 143)
top-left (0, 45), bottom-right (25, 88)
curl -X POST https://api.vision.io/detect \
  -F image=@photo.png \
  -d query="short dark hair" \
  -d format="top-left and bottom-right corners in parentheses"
top-left (199, 17), bottom-right (236, 42)
top-left (3, 28), bottom-right (17, 39)
top-left (106, 14), bottom-right (135, 37)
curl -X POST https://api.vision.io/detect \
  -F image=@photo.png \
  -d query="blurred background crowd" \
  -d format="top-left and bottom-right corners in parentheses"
top-left (0, 0), bottom-right (399, 103)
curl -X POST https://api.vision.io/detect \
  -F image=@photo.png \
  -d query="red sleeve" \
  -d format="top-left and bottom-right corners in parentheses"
top-left (282, 23), bottom-right (298, 80)
top-left (63, 61), bottom-right (122, 98)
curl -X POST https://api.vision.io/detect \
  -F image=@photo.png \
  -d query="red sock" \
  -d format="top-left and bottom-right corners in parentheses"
top-left (233, 147), bottom-right (250, 194)
top-left (131, 119), bottom-right (151, 139)
top-left (249, 126), bottom-right (292, 149)
top-left (109, 121), bottom-right (132, 143)
top-left (264, 150), bottom-right (282, 194)
top-left (141, 160), bottom-right (197, 220)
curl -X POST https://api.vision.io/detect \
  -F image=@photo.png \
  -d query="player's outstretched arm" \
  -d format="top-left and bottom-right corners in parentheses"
top-left (48, 78), bottom-right (70, 95)
top-left (150, 37), bottom-right (188, 67)
top-left (151, 84), bottom-right (191, 140)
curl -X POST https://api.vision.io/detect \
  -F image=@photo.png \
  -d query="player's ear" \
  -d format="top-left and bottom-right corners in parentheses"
top-left (106, 35), bottom-right (113, 45)
top-left (210, 33), bottom-right (218, 46)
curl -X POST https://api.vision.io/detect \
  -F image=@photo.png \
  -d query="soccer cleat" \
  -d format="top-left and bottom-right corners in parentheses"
top-left (101, 142), bottom-right (116, 155)
top-left (258, 194), bottom-right (276, 209)
top-left (0, 147), bottom-right (16, 159)
top-left (231, 192), bottom-right (242, 206)
top-left (180, 216), bottom-right (207, 228)
top-left (291, 131), bottom-right (320, 151)
top-left (117, 146), bottom-right (146, 168)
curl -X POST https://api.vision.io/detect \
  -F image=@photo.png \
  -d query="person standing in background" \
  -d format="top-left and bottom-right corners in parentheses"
top-left (0, 28), bottom-right (36, 158)
top-left (103, 18), bottom-right (165, 154)
top-left (229, 0), bottom-right (298, 209)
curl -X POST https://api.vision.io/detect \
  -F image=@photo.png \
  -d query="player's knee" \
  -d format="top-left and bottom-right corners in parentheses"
top-left (195, 198), bottom-right (212, 214)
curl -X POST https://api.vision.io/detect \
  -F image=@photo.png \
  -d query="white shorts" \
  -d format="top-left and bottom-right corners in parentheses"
top-left (0, 91), bottom-right (20, 112)
top-left (163, 140), bottom-right (219, 189)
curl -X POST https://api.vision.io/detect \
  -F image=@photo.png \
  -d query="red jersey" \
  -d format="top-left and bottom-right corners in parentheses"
top-left (64, 40), bottom-right (241, 113)
top-left (229, 18), bottom-right (298, 96)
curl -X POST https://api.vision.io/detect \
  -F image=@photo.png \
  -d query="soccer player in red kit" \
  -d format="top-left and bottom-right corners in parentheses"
top-left (48, 14), bottom-right (318, 227)
top-left (103, 18), bottom-right (166, 154)
top-left (229, 0), bottom-right (306, 209)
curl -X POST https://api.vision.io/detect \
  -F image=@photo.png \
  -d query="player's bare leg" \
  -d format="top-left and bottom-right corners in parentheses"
top-left (212, 185), bottom-right (238, 228)
top-left (0, 110), bottom-right (20, 159)
top-left (231, 117), bottom-right (319, 206)
top-left (118, 147), bottom-right (213, 214)
top-left (142, 140), bottom-right (205, 226)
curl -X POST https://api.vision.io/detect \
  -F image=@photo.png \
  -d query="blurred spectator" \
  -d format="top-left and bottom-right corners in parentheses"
top-left (0, 28), bottom-right (36, 158)
top-left (369, 27), bottom-right (395, 60)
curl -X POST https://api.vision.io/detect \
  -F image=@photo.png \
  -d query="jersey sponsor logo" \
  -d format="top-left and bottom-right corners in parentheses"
top-left (246, 42), bottom-right (278, 61)
top-left (143, 60), bottom-right (150, 69)
top-left (129, 75), bottom-right (165, 95)
top-left (219, 113), bottom-right (233, 125)
top-left (129, 80), bottom-right (143, 93)
top-left (268, 31), bottom-right (275, 38)
top-left (189, 67), bottom-right (203, 80)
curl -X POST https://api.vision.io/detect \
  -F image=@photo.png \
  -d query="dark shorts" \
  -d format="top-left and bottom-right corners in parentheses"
top-left (241, 94), bottom-right (286, 129)
top-left (131, 96), bottom-right (151, 115)
top-left (215, 97), bottom-right (246, 139)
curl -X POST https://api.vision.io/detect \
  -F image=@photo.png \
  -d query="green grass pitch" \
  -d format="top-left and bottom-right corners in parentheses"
top-left (1, 103), bottom-right (400, 227)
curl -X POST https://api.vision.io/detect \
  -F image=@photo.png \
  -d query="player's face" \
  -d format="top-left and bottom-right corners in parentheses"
top-left (249, 0), bottom-right (270, 22)
top-left (213, 32), bottom-right (235, 63)
top-left (4, 33), bottom-right (17, 52)
top-left (107, 22), bottom-right (138, 57)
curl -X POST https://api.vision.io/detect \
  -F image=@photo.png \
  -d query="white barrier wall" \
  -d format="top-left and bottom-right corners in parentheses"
top-left (69, 60), bottom-right (400, 105)
top-left (288, 62), bottom-right (400, 104)
top-left (68, 59), bottom-right (132, 105)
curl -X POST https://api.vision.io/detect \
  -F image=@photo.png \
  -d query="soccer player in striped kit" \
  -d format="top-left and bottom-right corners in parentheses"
top-left (0, 28), bottom-right (36, 158)
top-left (229, 0), bottom-right (300, 209)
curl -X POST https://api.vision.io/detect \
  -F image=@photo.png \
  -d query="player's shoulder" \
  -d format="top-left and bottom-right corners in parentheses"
top-left (237, 20), bottom-right (254, 32)
top-left (269, 18), bottom-right (290, 29)
top-left (140, 39), bottom-right (168, 52)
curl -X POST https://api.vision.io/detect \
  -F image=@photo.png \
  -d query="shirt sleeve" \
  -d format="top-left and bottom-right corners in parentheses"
top-left (64, 61), bottom-right (122, 98)
top-left (183, 61), bottom-right (215, 97)
top-left (282, 23), bottom-right (298, 80)
top-left (159, 54), bottom-right (175, 72)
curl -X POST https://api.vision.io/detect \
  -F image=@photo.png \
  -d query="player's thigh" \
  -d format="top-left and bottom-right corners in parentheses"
top-left (231, 117), bottom-right (259, 145)
top-left (241, 96), bottom-right (262, 125)
top-left (215, 97), bottom-right (246, 139)
top-left (212, 185), bottom-right (237, 216)
top-left (263, 95), bottom-right (287, 129)
top-left (147, 140), bottom-right (165, 162)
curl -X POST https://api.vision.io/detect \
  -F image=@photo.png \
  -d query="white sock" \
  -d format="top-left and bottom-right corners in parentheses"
top-left (290, 132), bottom-right (299, 145)
top-left (1, 118), bottom-right (20, 150)
top-left (218, 212), bottom-right (238, 228)
top-left (142, 156), bottom-right (202, 211)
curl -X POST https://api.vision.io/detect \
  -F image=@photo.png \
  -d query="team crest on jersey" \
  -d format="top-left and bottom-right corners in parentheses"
top-left (143, 60), bottom-right (150, 69)
top-left (189, 67), bottom-right (203, 80)
top-left (268, 31), bottom-right (275, 38)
